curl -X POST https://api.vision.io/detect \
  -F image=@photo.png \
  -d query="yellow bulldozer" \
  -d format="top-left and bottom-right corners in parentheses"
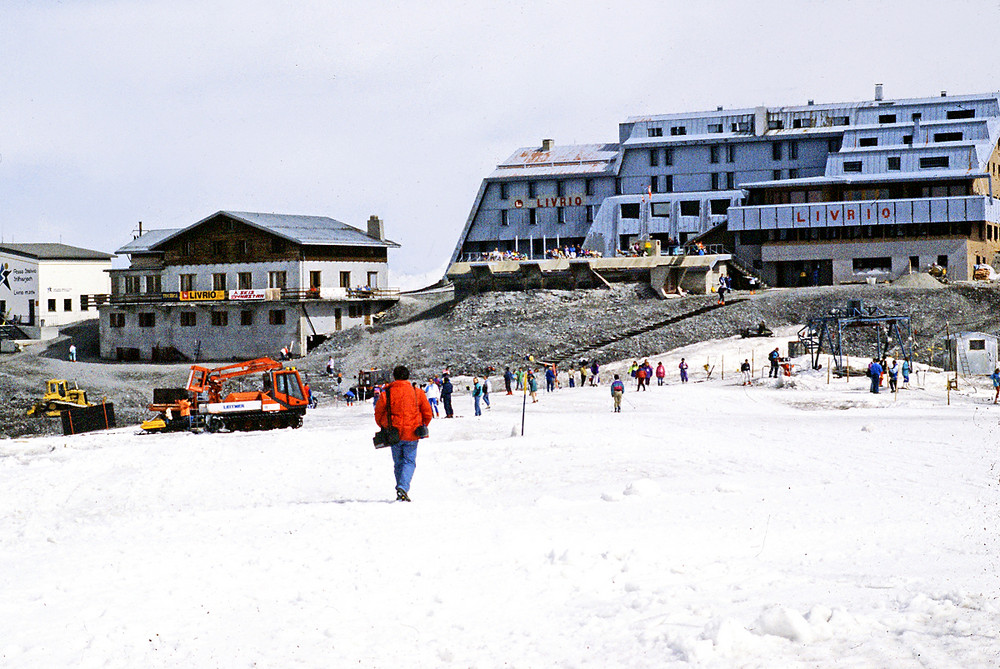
top-left (27, 379), bottom-right (94, 417)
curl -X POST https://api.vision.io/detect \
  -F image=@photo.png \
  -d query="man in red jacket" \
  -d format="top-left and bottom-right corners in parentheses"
top-left (375, 365), bottom-right (433, 501)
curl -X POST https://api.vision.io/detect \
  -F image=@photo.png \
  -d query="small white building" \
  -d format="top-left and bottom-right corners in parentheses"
top-left (0, 243), bottom-right (113, 339)
top-left (943, 331), bottom-right (999, 375)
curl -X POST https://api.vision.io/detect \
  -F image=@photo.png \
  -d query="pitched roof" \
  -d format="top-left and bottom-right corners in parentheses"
top-left (490, 143), bottom-right (619, 178)
top-left (115, 211), bottom-right (399, 254)
top-left (0, 243), bottom-right (113, 261)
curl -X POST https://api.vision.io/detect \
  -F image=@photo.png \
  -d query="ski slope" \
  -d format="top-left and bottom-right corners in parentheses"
top-left (2, 335), bottom-right (999, 667)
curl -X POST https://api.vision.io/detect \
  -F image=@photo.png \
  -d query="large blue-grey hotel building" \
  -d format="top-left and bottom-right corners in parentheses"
top-left (450, 87), bottom-right (1000, 286)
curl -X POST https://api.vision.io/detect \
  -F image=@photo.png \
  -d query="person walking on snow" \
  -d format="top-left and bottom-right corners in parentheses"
top-left (887, 359), bottom-right (899, 392)
top-left (992, 368), bottom-right (1000, 403)
top-left (472, 377), bottom-right (483, 416)
top-left (424, 378), bottom-right (440, 417)
top-left (636, 364), bottom-right (648, 391)
top-left (68, 343), bottom-right (77, 362)
top-left (527, 371), bottom-right (539, 403)
top-left (590, 360), bottom-right (600, 386)
top-left (504, 366), bottom-right (514, 395)
top-left (655, 362), bottom-right (666, 386)
top-left (868, 358), bottom-right (883, 394)
top-left (545, 365), bottom-right (556, 393)
top-left (768, 347), bottom-right (780, 378)
top-left (441, 374), bottom-right (455, 418)
top-left (740, 359), bottom-right (751, 386)
top-left (678, 358), bottom-right (689, 383)
top-left (610, 374), bottom-right (625, 412)
top-left (374, 365), bottom-right (433, 502)
top-left (481, 374), bottom-right (491, 409)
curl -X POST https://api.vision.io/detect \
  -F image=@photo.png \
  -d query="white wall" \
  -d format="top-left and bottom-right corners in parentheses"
top-left (0, 252), bottom-right (38, 323)
top-left (37, 260), bottom-right (111, 327)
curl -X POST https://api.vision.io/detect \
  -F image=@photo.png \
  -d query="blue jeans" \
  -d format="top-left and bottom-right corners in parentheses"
top-left (391, 441), bottom-right (418, 492)
top-left (428, 397), bottom-right (439, 416)
top-left (474, 395), bottom-right (481, 415)
top-left (870, 376), bottom-right (880, 393)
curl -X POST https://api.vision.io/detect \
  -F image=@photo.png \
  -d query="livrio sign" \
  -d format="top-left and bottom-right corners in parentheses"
top-left (513, 196), bottom-right (586, 209)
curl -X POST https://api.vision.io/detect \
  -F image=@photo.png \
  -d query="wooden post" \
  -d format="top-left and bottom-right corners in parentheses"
top-left (721, 355), bottom-right (724, 380)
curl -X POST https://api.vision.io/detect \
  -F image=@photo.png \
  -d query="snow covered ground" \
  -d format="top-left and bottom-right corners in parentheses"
top-left (3, 333), bottom-right (1000, 668)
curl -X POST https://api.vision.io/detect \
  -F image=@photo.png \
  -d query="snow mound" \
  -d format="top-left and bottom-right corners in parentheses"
top-left (623, 478), bottom-right (661, 497)
top-left (756, 605), bottom-right (814, 642)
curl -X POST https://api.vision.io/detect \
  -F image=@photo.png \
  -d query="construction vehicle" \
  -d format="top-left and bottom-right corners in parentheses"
top-left (141, 357), bottom-right (308, 433)
top-left (27, 379), bottom-right (94, 417)
top-left (356, 368), bottom-right (392, 400)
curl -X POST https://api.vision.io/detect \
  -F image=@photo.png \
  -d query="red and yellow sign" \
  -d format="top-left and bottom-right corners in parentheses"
top-left (180, 290), bottom-right (226, 301)
top-left (512, 196), bottom-right (586, 209)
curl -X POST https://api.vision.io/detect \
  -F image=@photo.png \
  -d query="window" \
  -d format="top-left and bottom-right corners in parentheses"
top-left (586, 205), bottom-right (594, 222)
top-left (969, 339), bottom-right (986, 351)
top-left (670, 126), bottom-right (686, 136)
top-left (367, 272), bottom-right (379, 288)
top-left (529, 208), bottom-right (537, 225)
top-left (241, 310), bottom-right (253, 326)
top-left (937, 254), bottom-right (949, 267)
top-left (270, 237), bottom-right (286, 253)
top-left (772, 142), bottom-right (782, 160)
top-left (238, 272), bottom-right (252, 290)
top-left (268, 271), bottom-right (287, 289)
top-left (557, 180), bottom-right (566, 197)
top-left (680, 201), bottom-right (700, 216)
top-left (919, 156), bottom-right (949, 168)
top-left (768, 118), bottom-right (784, 130)
top-left (528, 181), bottom-right (537, 198)
top-left (211, 311), bottom-right (228, 326)
top-left (710, 199), bottom-right (730, 215)
top-left (707, 123), bottom-right (723, 133)
top-left (650, 149), bottom-right (659, 167)
top-left (615, 179), bottom-right (622, 195)
top-left (788, 168), bottom-right (799, 179)
top-left (235, 240), bottom-right (250, 257)
top-left (557, 207), bottom-right (566, 223)
top-left (934, 131), bottom-right (962, 142)
top-left (647, 126), bottom-right (663, 137)
top-left (109, 313), bottom-right (125, 328)
top-left (652, 175), bottom-right (663, 193)
top-left (709, 145), bottom-right (719, 163)
top-left (79, 296), bottom-right (89, 312)
top-left (269, 309), bottom-right (286, 325)
top-left (843, 161), bottom-right (863, 173)
top-left (125, 276), bottom-right (141, 293)
top-left (340, 271), bottom-right (351, 289)
top-left (827, 138), bottom-right (842, 152)
top-left (831, 115), bottom-right (850, 126)
top-left (773, 169), bottom-right (783, 180)
top-left (500, 210), bottom-right (509, 226)
top-left (138, 312), bottom-right (155, 327)
top-left (585, 179), bottom-right (594, 196)
top-left (887, 156), bottom-right (901, 171)
top-left (651, 203), bottom-right (671, 217)
top-left (179, 240), bottom-right (194, 257)
top-left (309, 271), bottom-right (321, 290)
top-left (726, 172), bottom-right (735, 189)
top-left (859, 137), bottom-right (878, 147)
top-left (47, 299), bottom-right (56, 312)
top-left (213, 273), bottom-right (227, 291)
top-left (912, 112), bottom-right (922, 121)
top-left (852, 257), bottom-right (891, 273)
top-left (878, 113), bottom-right (897, 123)
top-left (212, 240), bottom-right (226, 256)
top-left (180, 311), bottom-right (196, 327)
top-left (500, 182), bottom-right (509, 200)
top-left (179, 274), bottom-right (195, 292)
top-left (620, 203), bottom-right (640, 218)
top-left (664, 175), bottom-right (673, 192)
top-left (725, 145), bottom-right (735, 162)
top-left (144, 275), bottom-right (161, 294)
top-left (63, 299), bottom-right (72, 312)
top-left (663, 149), bottom-right (673, 166)
top-left (902, 135), bottom-right (913, 145)
top-left (789, 142), bottom-right (799, 159)
top-left (947, 109), bottom-right (975, 119)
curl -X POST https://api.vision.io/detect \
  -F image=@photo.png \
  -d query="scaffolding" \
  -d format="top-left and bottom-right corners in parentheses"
top-left (798, 300), bottom-right (913, 371)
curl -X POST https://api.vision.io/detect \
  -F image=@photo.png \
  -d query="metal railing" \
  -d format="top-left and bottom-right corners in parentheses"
top-left (106, 287), bottom-right (400, 304)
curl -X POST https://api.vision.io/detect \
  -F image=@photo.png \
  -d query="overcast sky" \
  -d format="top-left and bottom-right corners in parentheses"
top-left (2, 0), bottom-right (998, 286)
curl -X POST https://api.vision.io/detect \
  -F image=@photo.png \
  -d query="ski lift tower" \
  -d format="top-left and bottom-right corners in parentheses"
top-left (797, 300), bottom-right (913, 371)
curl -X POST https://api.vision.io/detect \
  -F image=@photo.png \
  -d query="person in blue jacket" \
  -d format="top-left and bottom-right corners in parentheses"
top-left (992, 368), bottom-right (1000, 404)
top-left (441, 374), bottom-right (454, 417)
top-left (868, 358), bottom-right (883, 394)
top-left (544, 365), bottom-right (556, 392)
top-left (610, 374), bottom-right (625, 412)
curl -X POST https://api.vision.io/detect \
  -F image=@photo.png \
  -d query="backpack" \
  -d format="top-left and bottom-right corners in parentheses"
top-left (612, 380), bottom-right (624, 392)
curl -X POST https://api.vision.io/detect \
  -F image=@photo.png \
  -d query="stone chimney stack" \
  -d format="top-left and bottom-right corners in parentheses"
top-left (367, 215), bottom-right (384, 240)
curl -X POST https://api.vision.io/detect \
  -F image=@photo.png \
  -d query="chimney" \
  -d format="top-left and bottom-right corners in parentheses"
top-left (807, 99), bottom-right (815, 106)
top-left (541, 138), bottom-right (555, 151)
top-left (716, 105), bottom-right (723, 111)
top-left (875, 83), bottom-right (883, 101)
top-left (941, 90), bottom-right (947, 97)
top-left (367, 215), bottom-right (384, 241)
